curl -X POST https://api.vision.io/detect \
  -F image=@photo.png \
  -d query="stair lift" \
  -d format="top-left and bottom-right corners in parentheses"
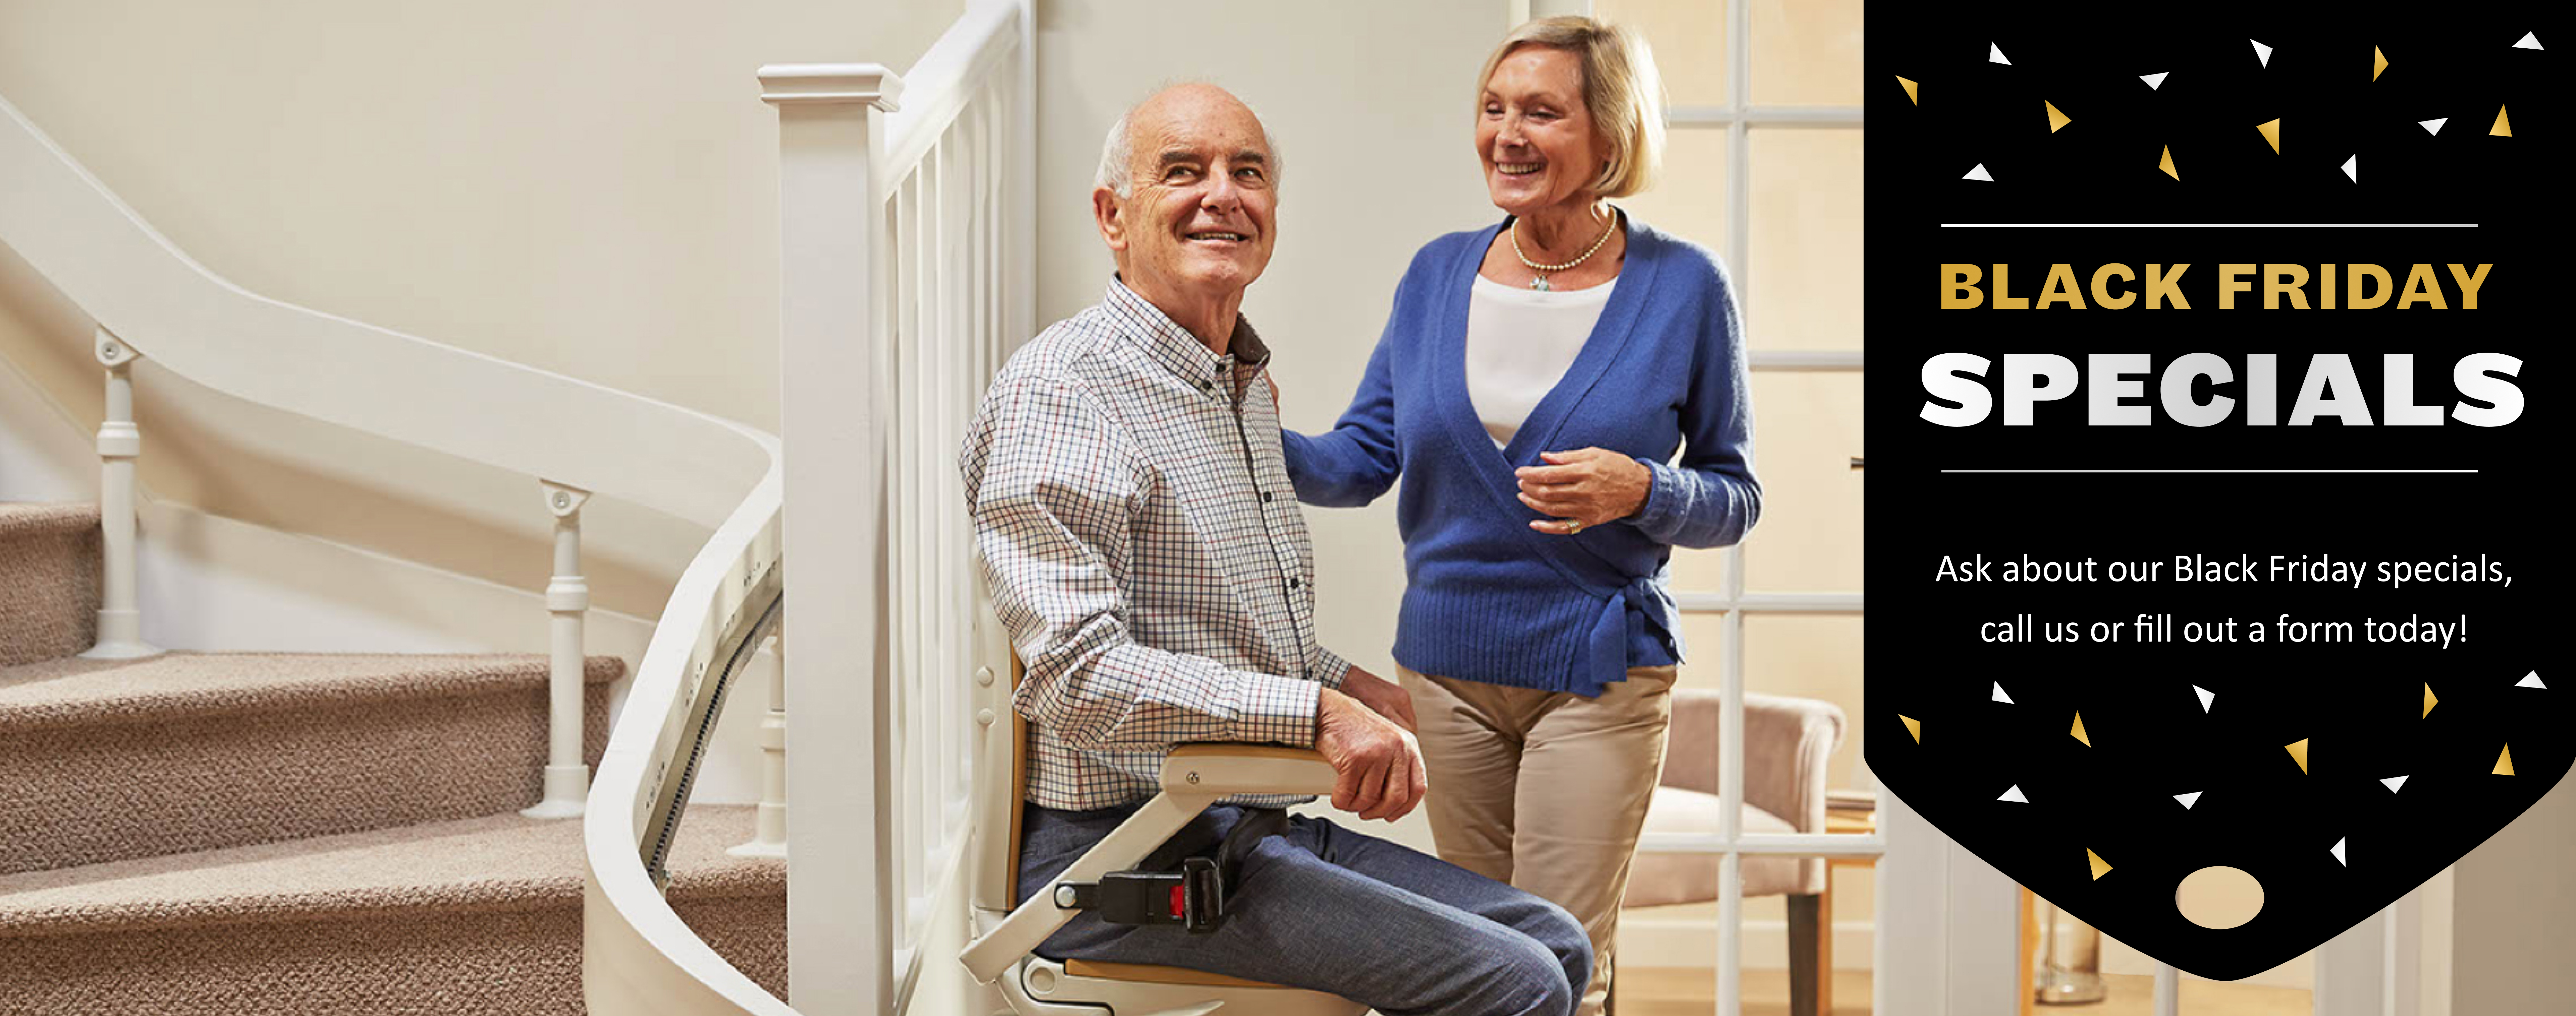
top-left (960, 660), bottom-right (1370, 1016)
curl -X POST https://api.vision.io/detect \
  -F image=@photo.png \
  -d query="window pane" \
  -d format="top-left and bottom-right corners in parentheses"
top-left (1740, 371), bottom-right (1862, 593)
top-left (1747, 128), bottom-right (1863, 351)
top-left (1620, 126), bottom-right (1725, 262)
top-left (1750, 0), bottom-right (1864, 106)
top-left (1670, 613), bottom-right (1865, 797)
top-left (1597, 0), bottom-right (1724, 107)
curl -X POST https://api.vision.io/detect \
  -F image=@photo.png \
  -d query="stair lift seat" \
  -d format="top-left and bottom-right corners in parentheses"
top-left (962, 662), bottom-right (1368, 1015)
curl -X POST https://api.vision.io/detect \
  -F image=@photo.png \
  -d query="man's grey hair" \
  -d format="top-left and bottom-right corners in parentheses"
top-left (1093, 87), bottom-right (1285, 199)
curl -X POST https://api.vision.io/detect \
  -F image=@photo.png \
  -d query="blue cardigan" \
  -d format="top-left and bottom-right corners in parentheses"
top-left (1282, 215), bottom-right (1760, 697)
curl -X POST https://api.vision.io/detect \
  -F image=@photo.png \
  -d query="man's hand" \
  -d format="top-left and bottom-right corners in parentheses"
top-left (1315, 688), bottom-right (1427, 822)
top-left (1339, 664), bottom-right (1417, 731)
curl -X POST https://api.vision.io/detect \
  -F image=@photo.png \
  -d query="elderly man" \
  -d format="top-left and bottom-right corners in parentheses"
top-left (961, 83), bottom-right (1592, 1015)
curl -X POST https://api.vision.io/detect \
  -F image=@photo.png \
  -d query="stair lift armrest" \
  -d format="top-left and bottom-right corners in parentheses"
top-left (959, 744), bottom-right (1337, 984)
top-left (1160, 745), bottom-right (1335, 797)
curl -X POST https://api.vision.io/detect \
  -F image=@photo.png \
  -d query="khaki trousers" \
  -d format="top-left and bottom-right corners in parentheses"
top-left (1401, 664), bottom-right (1678, 1016)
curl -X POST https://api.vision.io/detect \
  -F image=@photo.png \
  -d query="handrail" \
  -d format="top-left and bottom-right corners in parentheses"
top-left (0, 96), bottom-right (769, 529)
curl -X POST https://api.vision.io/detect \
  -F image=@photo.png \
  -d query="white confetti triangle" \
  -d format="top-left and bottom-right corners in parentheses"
top-left (2340, 154), bottom-right (2358, 183)
top-left (2140, 72), bottom-right (2169, 90)
top-left (2330, 837), bottom-right (2347, 866)
top-left (2193, 685), bottom-right (2215, 712)
top-left (2513, 32), bottom-right (2542, 51)
top-left (2420, 117), bottom-right (2449, 135)
top-left (2382, 775), bottom-right (2410, 792)
top-left (2517, 671), bottom-right (2546, 689)
top-left (2175, 791), bottom-right (2202, 809)
top-left (1992, 681), bottom-right (2015, 704)
top-left (2000, 785), bottom-right (2029, 803)
top-left (1963, 163), bottom-right (1994, 182)
top-left (1990, 43), bottom-right (2011, 65)
top-left (2251, 40), bottom-right (2273, 67)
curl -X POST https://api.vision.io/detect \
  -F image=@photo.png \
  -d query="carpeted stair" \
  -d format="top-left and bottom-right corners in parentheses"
top-left (0, 503), bottom-right (787, 1013)
top-left (1, 502), bottom-right (101, 667)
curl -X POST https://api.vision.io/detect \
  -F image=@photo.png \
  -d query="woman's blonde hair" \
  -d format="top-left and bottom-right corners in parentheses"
top-left (1475, 15), bottom-right (1667, 199)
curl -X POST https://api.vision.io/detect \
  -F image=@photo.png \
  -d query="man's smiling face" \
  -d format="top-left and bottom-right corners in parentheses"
top-left (1101, 85), bottom-right (1279, 306)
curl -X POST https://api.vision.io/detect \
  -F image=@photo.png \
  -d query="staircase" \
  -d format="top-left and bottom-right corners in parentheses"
top-left (0, 502), bottom-right (788, 1013)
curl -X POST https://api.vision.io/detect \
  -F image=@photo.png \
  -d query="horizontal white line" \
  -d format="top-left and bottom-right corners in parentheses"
top-left (1940, 223), bottom-right (2477, 228)
top-left (1943, 469), bottom-right (2477, 474)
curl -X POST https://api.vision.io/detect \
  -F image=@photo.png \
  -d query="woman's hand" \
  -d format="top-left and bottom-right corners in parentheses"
top-left (1515, 448), bottom-right (1652, 536)
top-left (1339, 664), bottom-right (1417, 732)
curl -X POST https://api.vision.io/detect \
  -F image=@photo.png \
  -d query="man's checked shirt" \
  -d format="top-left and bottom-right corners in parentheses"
top-left (962, 279), bottom-right (1350, 811)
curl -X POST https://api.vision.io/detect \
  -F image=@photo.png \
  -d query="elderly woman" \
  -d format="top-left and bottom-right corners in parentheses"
top-left (1282, 16), bottom-right (1756, 1014)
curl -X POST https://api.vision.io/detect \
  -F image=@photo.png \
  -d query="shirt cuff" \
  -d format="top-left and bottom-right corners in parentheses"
top-left (1629, 456), bottom-right (1683, 533)
top-left (1312, 649), bottom-right (1353, 691)
top-left (1228, 669), bottom-right (1322, 748)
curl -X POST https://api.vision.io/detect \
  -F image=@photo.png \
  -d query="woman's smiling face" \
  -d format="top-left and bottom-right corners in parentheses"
top-left (1477, 45), bottom-right (1606, 219)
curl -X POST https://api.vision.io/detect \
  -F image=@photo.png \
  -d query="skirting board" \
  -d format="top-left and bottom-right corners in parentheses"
top-left (1620, 915), bottom-right (1876, 971)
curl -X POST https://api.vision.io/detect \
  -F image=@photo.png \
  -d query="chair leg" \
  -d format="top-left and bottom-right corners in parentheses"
top-left (1787, 893), bottom-right (1824, 1016)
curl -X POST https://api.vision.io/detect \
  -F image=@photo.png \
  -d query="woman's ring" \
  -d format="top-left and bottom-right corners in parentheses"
top-left (1564, 519), bottom-right (1584, 535)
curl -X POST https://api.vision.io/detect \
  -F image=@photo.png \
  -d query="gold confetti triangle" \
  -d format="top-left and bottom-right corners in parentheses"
top-left (2374, 46), bottom-right (2390, 81)
top-left (1901, 714), bottom-right (1922, 743)
top-left (2158, 145), bottom-right (2179, 180)
top-left (2256, 118), bottom-right (2283, 154)
top-left (2286, 738), bottom-right (2310, 773)
top-left (2046, 100), bottom-right (2072, 133)
top-left (2494, 745), bottom-right (2515, 775)
top-left (1897, 75), bottom-right (1919, 105)
top-left (2491, 105), bottom-right (2513, 137)
top-left (2424, 683), bottom-right (2439, 717)
top-left (2070, 711), bottom-right (2091, 746)
top-left (2087, 848), bottom-right (2113, 880)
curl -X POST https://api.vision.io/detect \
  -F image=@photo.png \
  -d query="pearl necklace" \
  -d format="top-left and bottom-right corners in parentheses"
top-left (1510, 209), bottom-right (1618, 291)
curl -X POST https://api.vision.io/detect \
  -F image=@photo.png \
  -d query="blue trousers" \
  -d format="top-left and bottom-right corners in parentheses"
top-left (1019, 802), bottom-right (1593, 1016)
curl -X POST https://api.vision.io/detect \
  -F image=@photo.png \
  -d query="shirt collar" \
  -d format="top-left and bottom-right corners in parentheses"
top-left (1102, 275), bottom-right (1271, 383)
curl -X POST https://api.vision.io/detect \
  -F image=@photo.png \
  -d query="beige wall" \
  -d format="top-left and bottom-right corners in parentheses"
top-left (0, 0), bottom-right (958, 613)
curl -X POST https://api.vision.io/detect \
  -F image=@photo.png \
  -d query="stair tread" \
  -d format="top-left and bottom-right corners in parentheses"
top-left (0, 805), bottom-right (778, 937)
top-left (0, 501), bottom-right (100, 535)
top-left (0, 652), bottom-right (624, 733)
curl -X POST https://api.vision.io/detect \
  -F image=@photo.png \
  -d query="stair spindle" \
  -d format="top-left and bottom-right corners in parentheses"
top-left (729, 631), bottom-right (789, 858)
top-left (81, 328), bottom-right (159, 660)
top-left (523, 480), bottom-right (592, 818)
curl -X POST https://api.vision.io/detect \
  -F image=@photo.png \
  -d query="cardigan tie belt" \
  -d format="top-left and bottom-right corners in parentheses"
top-left (1580, 572), bottom-right (1679, 697)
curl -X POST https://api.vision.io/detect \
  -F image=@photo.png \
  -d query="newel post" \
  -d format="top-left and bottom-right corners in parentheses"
top-left (522, 480), bottom-right (592, 818)
top-left (762, 61), bottom-right (904, 1014)
top-left (82, 328), bottom-right (159, 660)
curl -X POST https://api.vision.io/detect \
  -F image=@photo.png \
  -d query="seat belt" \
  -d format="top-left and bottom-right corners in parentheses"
top-left (1054, 807), bottom-right (1291, 934)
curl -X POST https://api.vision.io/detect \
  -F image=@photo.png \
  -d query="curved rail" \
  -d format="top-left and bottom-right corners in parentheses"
top-left (583, 449), bottom-right (788, 1014)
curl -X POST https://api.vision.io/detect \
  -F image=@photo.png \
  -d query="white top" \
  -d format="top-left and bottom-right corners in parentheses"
top-left (1466, 273), bottom-right (1618, 448)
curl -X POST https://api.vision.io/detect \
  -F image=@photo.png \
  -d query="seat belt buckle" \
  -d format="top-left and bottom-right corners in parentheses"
top-left (1054, 857), bottom-right (1229, 934)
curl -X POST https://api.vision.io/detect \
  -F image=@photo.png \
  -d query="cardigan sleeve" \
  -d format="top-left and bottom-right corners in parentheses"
top-left (1280, 286), bottom-right (1406, 508)
top-left (1626, 258), bottom-right (1762, 549)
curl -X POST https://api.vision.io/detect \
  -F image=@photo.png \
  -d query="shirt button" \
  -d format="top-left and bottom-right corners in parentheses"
top-left (1260, 491), bottom-right (1274, 503)
top-left (1288, 578), bottom-right (1302, 589)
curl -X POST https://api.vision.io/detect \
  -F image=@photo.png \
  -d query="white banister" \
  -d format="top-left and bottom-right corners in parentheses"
top-left (81, 328), bottom-right (158, 661)
top-left (763, 57), bottom-right (904, 1016)
top-left (728, 632), bottom-right (788, 859)
top-left (524, 480), bottom-right (593, 818)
